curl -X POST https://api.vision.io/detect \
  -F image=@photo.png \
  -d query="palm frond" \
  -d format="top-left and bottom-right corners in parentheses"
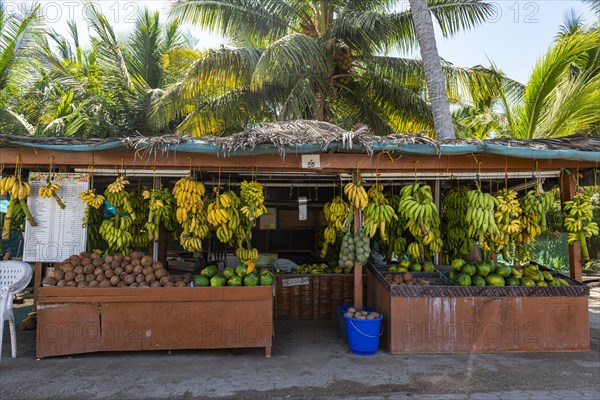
top-left (582, 0), bottom-right (600, 16)
top-left (426, 0), bottom-right (494, 37)
top-left (169, 0), bottom-right (297, 43)
top-left (125, 9), bottom-right (164, 88)
top-left (279, 77), bottom-right (316, 120)
top-left (252, 33), bottom-right (329, 89)
top-left (0, 108), bottom-right (35, 134)
top-left (149, 47), bottom-right (262, 129)
top-left (517, 28), bottom-right (600, 138)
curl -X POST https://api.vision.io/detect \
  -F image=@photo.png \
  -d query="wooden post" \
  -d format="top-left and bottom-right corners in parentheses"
top-left (33, 262), bottom-right (42, 312)
top-left (352, 170), bottom-right (363, 311)
top-left (560, 170), bottom-right (582, 281)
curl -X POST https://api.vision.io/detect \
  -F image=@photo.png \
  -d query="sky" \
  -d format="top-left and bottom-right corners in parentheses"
top-left (5, 0), bottom-right (598, 84)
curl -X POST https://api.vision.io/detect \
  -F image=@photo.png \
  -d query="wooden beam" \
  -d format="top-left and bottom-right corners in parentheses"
top-left (352, 170), bottom-right (363, 311)
top-left (1, 147), bottom-right (597, 172)
top-left (560, 170), bottom-right (582, 281)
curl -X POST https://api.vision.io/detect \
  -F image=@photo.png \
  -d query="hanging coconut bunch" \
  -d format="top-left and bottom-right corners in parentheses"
top-left (332, 44), bottom-right (353, 85)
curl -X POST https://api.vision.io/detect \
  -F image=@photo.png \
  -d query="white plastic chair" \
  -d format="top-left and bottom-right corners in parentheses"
top-left (0, 260), bottom-right (33, 363)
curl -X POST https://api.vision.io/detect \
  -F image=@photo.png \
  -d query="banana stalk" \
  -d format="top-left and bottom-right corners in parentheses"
top-left (2, 198), bottom-right (17, 239)
top-left (53, 192), bottom-right (66, 209)
top-left (19, 199), bottom-right (37, 227)
top-left (579, 231), bottom-right (590, 261)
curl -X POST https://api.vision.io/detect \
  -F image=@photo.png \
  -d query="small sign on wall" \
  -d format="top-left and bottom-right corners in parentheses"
top-left (298, 197), bottom-right (308, 221)
top-left (301, 154), bottom-right (321, 169)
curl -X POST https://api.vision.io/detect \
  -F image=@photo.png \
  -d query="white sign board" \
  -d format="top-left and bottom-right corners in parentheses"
top-left (298, 197), bottom-right (308, 221)
top-left (23, 172), bottom-right (89, 262)
top-left (301, 154), bottom-right (321, 169)
top-left (281, 277), bottom-right (310, 287)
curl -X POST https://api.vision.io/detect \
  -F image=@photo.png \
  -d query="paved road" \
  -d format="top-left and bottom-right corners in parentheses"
top-left (313, 388), bottom-right (600, 399)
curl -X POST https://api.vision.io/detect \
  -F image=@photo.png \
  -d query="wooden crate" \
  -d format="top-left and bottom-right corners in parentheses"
top-left (36, 286), bottom-right (274, 358)
top-left (367, 267), bottom-right (590, 354)
top-left (274, 274), bottom-right (366, 320)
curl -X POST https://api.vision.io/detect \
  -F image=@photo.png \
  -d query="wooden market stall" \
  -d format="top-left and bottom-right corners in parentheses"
top-left (1, 120), bottom-right (599, 356)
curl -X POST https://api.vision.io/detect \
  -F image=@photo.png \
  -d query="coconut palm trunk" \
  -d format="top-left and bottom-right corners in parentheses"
top-left (408, 0), bottom-right (456, 140)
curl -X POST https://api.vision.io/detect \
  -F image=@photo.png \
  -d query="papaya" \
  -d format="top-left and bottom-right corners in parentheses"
top-left (448, 271), bottom-right (457, 283)
top-left (260, 272), bottom-right (274, 286)
top-left (423, 262), bottom-right (435, 273)
top-left (193, 275), bottom-right (209, 287)
top-left (556, 278), bottom-right (570, 287)
top-left (476, 262), bottom-right (491, 277)
top-left (472, 275), bottom-right (486, 286)
top-left (542, 271), bottom-right (554, 282)
top-left (524, 267), bottom-right (544, 282)
top-left (520, 277), bottom-right (536, 287)
top-left (495, 265), bottom-right (512, 278)
top-left (201, 265), bottom-right (218, 278)
top-left (451, 259), bottom-right (466, 271)
top-left (505, 276), bottom-right (520, 286)
top-left (210, 274), bottom-right (227, 287)
top-left (410, 263), bottom-right (422, 272)
top-left (456, 273), bottom-right (472, 286)
top-left (537, 281), bottom-right (548, 287)
top-left (223, 267), bottom-right (235, 279)
top-left (461, 264), bottom-right (477, 277)
top-left (485, 274), bottom-right (505, 287)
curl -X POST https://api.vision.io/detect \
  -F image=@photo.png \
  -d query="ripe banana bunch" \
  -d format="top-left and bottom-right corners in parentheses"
top-left (516, 190), bottom-right (543, 245)
top-left (363, 183), bottom-right (397, 239)
top-left (323, 195), bottom-right (351, 232)
top-left (240, 180), bottom-right (267, 221)
top-left (39, 181), bottom-right (66, 209)
top-left (564, 192), bottom-right (598, 261)
top-left (465, 189), bottom-right (500, 250)
top-left (407, 242), bottom-right (422, 260)
top-left (442, 185), bottom-right (472, 260)
top-left (343, 180), bottom-right (368, 210)
top-left (107, 176), bottom-right (128, 194)
top-left (490, 189), bottom-right (522, 256)
top-left (145, 188), bottom-right (176, 241)
top-left (1, 174), bottom-right (36, 239)
top-left (99, 218), bottom-right (132, 254)
top-left (79, 189), bottom-right (105, 209)
top-left (236, 247), bottom-right (259, 262)
top-left (172, 176), bottom-right (209, 251)
top-left (181, 234), bottom-right (204, 252)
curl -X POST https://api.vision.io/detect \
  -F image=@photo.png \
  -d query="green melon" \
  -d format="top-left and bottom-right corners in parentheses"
top-left (471, 275), bottom-right (486, 287)
top-left (485, 274), bottom-right (505, 287)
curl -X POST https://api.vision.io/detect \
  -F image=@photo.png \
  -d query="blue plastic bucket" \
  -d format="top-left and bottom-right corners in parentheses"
top-left (337, 305), bottom-right (371, 340)
top-left (344, 314), bottom-right (383, 356)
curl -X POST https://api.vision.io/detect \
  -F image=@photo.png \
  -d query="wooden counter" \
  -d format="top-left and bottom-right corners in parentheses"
top-left (36, 286), bottom-right (274, 358)
top-left (367, 266), bottom-right (590, 354)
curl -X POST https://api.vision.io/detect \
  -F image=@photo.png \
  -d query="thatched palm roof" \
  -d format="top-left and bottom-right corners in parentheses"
top-left (1, 120), bottom-right (599, 162)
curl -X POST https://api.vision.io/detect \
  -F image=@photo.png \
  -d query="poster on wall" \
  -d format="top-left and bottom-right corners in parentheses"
top-left (23, 172), bottom-right (89, 262)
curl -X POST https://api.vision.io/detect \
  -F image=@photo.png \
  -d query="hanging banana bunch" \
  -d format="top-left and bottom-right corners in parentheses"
top-left (86, 206), bottom-right (105, 253)
top-left (321, 195), bottom-right (351, 257)
top-left (99, 216), bottom-right (133, 254)
top-left (1, 172), bottom-right (36, 239)
top-left (399, 182), bottom-right (443, 261)
top-left (516, 190), bottom-right (543, 246)
top-left (343, 180), bottom-right (368, 210)
top-left (143, 187), bottom-right (176, 241)
top-left (382, 194), bottom-right (407, 261)
top-left (239, 180), bottom-right (268, 221)
top-left (104, 176), bottom-right (135, 220)
top-left (442, 185), bottom-right (472, 260)
top-left (537, 191), bottom-right (555, 231)
top-left (208, 189), bottom-right (238, 244)
top-left (488, 188), bottom-right (522, 259)
top-left (128, 192), bottom-right (150, 250)
top-left (79, 189), bottom-right (105, 227)
top-left (465, 188), bottom-right (500, 252)
top-left (173, 176), bottom-right (209, 253)
top-left (39, 180), bottom-right (65, 209)
top-left (564, 192), bottom-right (598, 261)
top-left (362, 183), bottom-right (397, 239)
top-left (236, 180), bottom-right (267, 263)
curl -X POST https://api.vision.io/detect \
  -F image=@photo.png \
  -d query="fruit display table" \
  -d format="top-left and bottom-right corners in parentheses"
top-left (274, 273), bottom-right (366, 319)
top-left (36, 286), bottom-right (274, 358)
top-left (366, 265), bottom-right (590, 354)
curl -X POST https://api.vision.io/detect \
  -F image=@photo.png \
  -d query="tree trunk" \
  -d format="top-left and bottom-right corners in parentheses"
top-left (409, 0), bottom-right (456, 140)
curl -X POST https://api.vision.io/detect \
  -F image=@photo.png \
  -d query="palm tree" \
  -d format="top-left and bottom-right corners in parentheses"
top-left (0, 1), bottom-right (41, 134)
top-left (455, 15), bottom-right (599, 139)
top-left (9, 4), bottom-right (193, 137)
top-left (151, 0), bottom-right (495, 137)
top-left (408, 0), bottom-right (455, 139)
